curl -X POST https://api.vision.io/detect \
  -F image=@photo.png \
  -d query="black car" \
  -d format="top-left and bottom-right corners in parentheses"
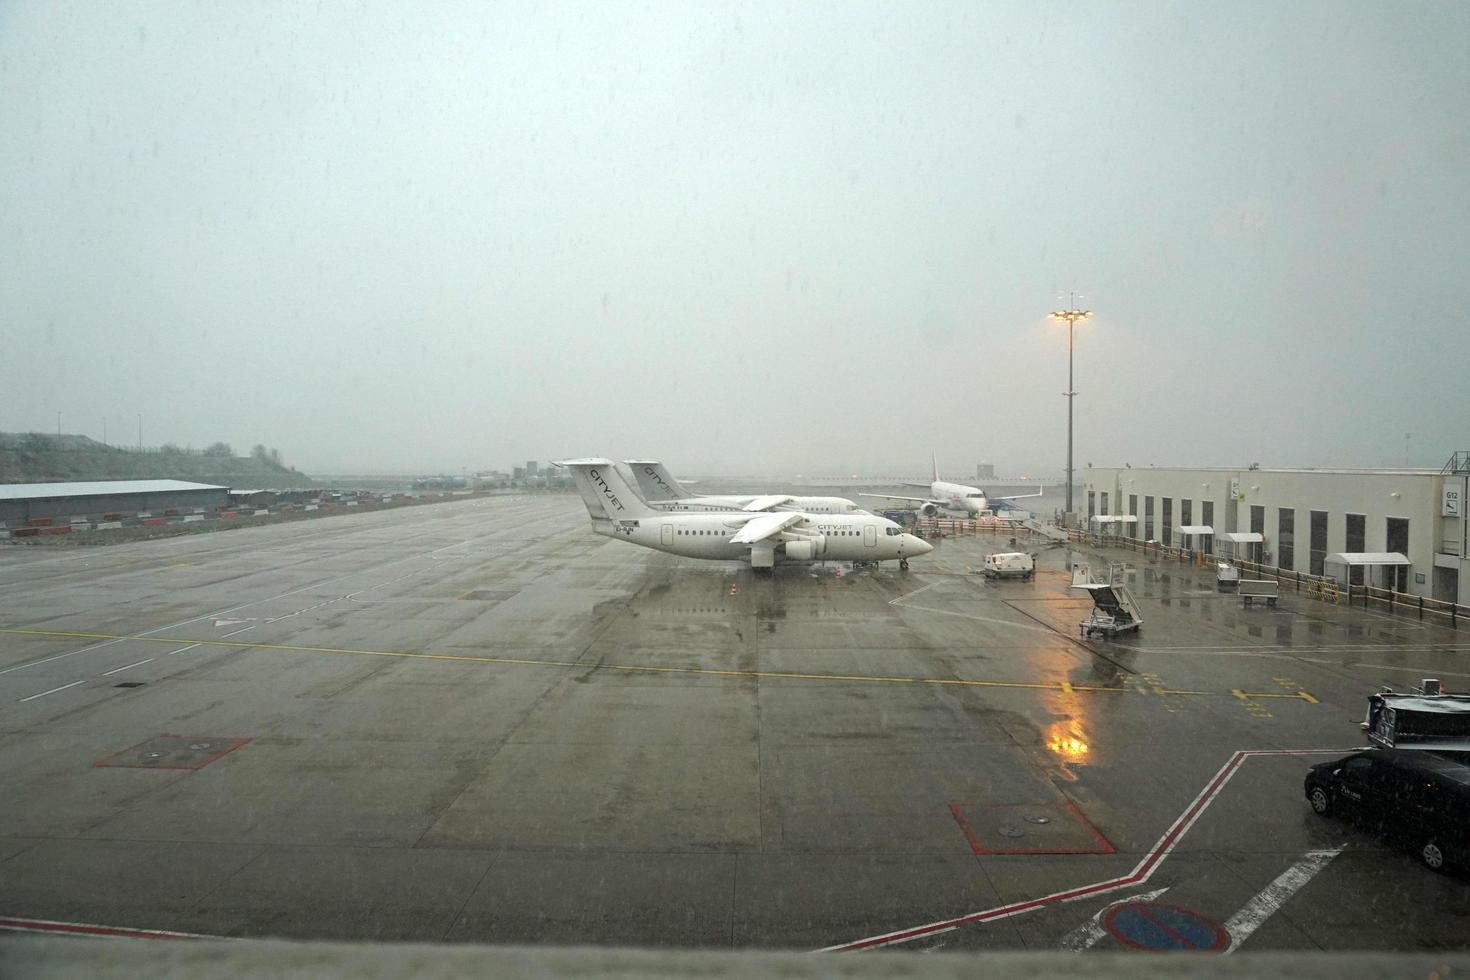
top-left (1305, 749), bottom-right (1470, 871)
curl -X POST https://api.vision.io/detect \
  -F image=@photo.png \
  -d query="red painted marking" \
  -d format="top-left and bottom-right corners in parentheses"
top-left (824, 748), bottom-right (1351, 952)
top-left (730, 586), bottom-right (738, 595)
top-left (1066, 802), bottom-right (1117, 854)
top-left (0, 916), bottom-right (207, 939)
top-left (947, 802), bottom-right (1115, 856)
top-left (948, 803), bottom-right (988, 855)
top-left (142, 518), bottom-right (167, 526)
top-left (93, 736), bottom-right (252, 771)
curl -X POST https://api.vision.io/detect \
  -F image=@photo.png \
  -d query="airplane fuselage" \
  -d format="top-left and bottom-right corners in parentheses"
top-left (592, 511), bottom-right (923, 563)
top-left (659, 495), bottom-right (859, 515)
top-left (930, 480), bottom-right (990, 516)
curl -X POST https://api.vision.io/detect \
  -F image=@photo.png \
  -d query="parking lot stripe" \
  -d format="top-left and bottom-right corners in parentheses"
top-left (17, 679), bottom-right (86, 702)
top-left (1223, 847), bottom-right (1342, 953)
top-left (101, 658), bottom-right (152, 676)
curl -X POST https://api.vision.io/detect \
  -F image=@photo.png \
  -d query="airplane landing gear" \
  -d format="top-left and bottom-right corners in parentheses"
top-left (899, 559), bottom-right (910, 571)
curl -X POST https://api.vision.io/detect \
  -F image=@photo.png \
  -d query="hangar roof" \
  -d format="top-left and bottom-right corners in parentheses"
top-left (0, 480), bottom-right (228, 501)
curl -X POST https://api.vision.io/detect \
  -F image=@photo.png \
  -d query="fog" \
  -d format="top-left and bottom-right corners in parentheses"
top-left (3, 1), bottom-right (1467, 477)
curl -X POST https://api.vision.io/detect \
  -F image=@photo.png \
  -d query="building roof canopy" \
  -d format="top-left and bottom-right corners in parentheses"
top-left (1327, 552), bottom-right (1412, 566)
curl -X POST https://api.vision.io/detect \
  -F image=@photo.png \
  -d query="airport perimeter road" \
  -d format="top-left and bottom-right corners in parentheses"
top-left (2, 500), bottom-right (1468, 952)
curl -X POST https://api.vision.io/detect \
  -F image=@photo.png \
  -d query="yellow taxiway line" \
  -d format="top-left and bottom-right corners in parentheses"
top-left (0, 626), bottom-right (1318, 702)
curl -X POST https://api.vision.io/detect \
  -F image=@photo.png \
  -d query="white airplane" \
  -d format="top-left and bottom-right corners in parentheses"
top-left (619, 460), bottom-right (864, 515)
top-left (558, 458), bottom-right (933, 571)
top-left (860, 455), bottom-right (1042, 518)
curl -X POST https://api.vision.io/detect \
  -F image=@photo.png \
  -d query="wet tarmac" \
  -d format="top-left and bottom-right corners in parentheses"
top-left (2, 494), bottom-right (1468, 951)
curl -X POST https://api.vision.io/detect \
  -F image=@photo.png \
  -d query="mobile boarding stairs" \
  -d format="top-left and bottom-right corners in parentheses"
top-left (1071, 561), bottom-right (1144, 639)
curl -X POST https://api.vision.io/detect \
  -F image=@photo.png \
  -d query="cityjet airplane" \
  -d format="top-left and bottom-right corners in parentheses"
top-left (558, 458), bottom-right (932, 570)
top-left (860, 455), bottom-right (1042, 518)
top-left (619, 459), bottom-right (864, 515)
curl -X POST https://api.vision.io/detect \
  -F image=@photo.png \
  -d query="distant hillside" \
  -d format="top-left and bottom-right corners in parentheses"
top-left (0, 433), bottom-right (315, 488)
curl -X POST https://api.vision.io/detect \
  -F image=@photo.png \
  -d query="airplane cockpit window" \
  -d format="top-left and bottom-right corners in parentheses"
top-left (886, 527), bottom-right (900, 536)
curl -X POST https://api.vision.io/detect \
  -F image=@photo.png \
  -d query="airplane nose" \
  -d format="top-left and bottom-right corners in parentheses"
top-left (905, 534), bottom-right (934, 556)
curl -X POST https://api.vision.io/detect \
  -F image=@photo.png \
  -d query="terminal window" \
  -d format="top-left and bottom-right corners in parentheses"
top-left (1100, 491), bottom-right (1108, 515)
top-left (1310, 510), bottom-right (1328, 575)
top-left (1202, 501), bottom-right (1214, 553)
top-left (1346, 513), bottom-right (1366, 585)
top-left (1144, 496), bottom-right (1154, 541)
top-left (1129, 494), bottom-right (1138, 538)
top-left (1161, 497), bottom-right (1172, 547)
top-left (1087, 490), bottom-right (1095, 518)
top-left (1386, 517), bottom-right (1409, 591)
top-left (1279, 507), bottom-right (1295, 571)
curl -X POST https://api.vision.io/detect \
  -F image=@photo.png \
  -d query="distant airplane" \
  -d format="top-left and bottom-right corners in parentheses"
top-left (558, 458), bottom-right (932, 571)
top-left (860, 454), bottom-right (1042, 517)
top-left (619, 460), bottom-right (864, 515)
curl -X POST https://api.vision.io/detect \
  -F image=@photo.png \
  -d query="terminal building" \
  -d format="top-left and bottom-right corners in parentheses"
top-left (0, 480), bottom-right (229, 530)
top-left (1082, 453), bottom-right (1469, 604)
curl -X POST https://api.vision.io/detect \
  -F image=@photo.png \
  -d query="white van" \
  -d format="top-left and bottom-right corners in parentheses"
top-left (984, 552), bottom-right (1035, 580)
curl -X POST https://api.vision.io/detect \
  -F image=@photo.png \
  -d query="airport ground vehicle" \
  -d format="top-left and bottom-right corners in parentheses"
top-left (1216, 562), bottom-right (1240, 590)
top-left (1239, 579), bottom-right (1279, 606)
top-left (983, 552), bottom-right (1034, 579)
top-left (1304, 750), bottom-right (1470, 871)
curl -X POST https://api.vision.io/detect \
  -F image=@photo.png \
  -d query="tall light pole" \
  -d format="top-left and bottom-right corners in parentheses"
top-left (1049, 296), bottom-right (1092, 522)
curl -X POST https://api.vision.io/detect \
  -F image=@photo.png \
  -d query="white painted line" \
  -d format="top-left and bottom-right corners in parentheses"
top-left (167, 643), bottom-right (201, 656)
top-left (1223, 847), bottom-right (1342, 953)
top-left (102, 658), bottom-right (153, 676)
top-left (18, 680), bottom-right (86, 702)
top-left (219, 626), bottom-right (255, 638)
top-left (1058, 887), bottom-right (1169, 951)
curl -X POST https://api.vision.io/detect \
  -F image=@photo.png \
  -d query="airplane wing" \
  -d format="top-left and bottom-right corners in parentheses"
top-left (994, 487), bottom-right (1043, 501)
top-left (858, 493), bottom-right (934, 505)
top-left (730, 512), bottom-right (804, 544)
top-left (741, 494), bottom-right (794, 512)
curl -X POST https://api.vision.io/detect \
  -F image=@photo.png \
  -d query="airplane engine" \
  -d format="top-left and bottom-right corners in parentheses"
top-left (783, 536), bottom-right (825, 560)
top-left (920, 503), bottom-right (941, 517)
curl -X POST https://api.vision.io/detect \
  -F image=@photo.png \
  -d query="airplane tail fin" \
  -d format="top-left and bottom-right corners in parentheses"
top-left (932, 452), bottom-right (940, 483)
top-left (623, 459), bottom-right (692, 501)
top-left (555, 458), bottom-right (656, 519)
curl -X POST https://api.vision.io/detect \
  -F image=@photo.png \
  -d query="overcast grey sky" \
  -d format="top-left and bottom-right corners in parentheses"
top-left (2, 1), bottom-right (1467, 477)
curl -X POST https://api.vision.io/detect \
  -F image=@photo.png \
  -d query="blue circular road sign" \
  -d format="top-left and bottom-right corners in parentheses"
top-left (1104, 902), bottom-right (1227, 953)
